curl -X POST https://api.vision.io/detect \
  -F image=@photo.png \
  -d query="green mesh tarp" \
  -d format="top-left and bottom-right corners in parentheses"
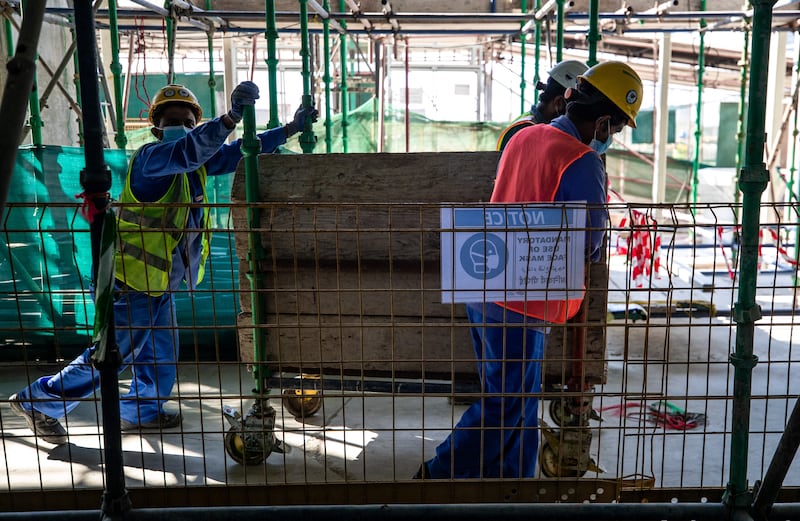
top-left (2, 145), bottom-right (238, 359)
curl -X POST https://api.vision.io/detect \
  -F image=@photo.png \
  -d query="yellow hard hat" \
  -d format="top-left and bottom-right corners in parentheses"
top-left (148, 84), bottom-right (203, 125)
top-left (577, 61), bottom-right (643, 128)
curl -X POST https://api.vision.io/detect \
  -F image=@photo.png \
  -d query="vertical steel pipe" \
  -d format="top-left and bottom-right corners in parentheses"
top-left (70, 16), bottom-right (85, 145)
top-left (73, 1), bottom-right (130, 518)
top-left (555, 0), bottom-right (564, 62)
top-left (322, 0), bottom-right (332, 152)
top-left (724, 0), bottom-right (773, 511)
top-left (298, 0), bottom-right (317, 153)
top-left (20, 0), bottom-right (42, 147)
top-left (265, 0), bottom-right (280, 129)
top-left (587, 0), bottom-right (599, 66)
top-left (165, 0), bottom-right (176, 83)
top-left (734, 22), bottom-right (750, 239)
top-left (0, 0), bottom-right (44, 213)
top-left (404, 36), bottom-right (409, 152)
top-left (533, 0), bottom-right (541, 105)
top-left (339, 0), bottom-right (349, 152)
top-left (108, 0), bottom-right (127, 149)
top-left (519, 0), bottom-right (526, 115)
top-left (691, 0), bottom-right (706, 214)
top-left (206, 0), bottom-right (217, 118)
top-left (240, 104), bottom-right (268, 393)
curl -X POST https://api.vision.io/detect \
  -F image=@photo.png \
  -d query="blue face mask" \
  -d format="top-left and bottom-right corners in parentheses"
top-left (589, 119), bottom-right (612, 155)
top-left (161, 125), bottom-right (190, 143)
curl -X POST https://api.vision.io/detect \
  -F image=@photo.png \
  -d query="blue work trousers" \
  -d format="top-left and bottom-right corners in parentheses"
top-left (425, 302), bottom-right (545, 478)
top-left (16, 286), bottom-right (179, 425)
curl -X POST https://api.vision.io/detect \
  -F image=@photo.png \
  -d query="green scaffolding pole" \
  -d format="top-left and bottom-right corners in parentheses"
top-left (265, 0), bottom-right (280, 129)
top-left (20, 0), bottom-right (42, 147)
top-left (241, 103), bottom-right (268, 393)
top-left (206, 0), bottom-right (217, 118)
top-left (108, 0), bottom-right (127, 149)
top-left (691, 0), bottom-right (706, 215)
top-left (3, 13), bottom-right (13, 58)
top-left (70, 16), bottom-right (84, 145)
top-left (297, 0), bottom-right (316, 153)
top-left (532, 0), bottom-right (541, 105)
top-left (587, 0), bottom-right (599, 66)
top-left (322, 0), bottom-right (332, 153)
top-left (339, 0), bottom-right (349, 152)
top-left (555, 0), bottom-right (564, 62)
top-left (793, 30), bottom-right (800, 284)
top-left (733, 21), bottom-right (750, 235)
top-left (723, 0), bottom-right (773, 510)
top-left (164, 0), bottom-right (175, 83)
top-left (519, 0), bottom-right (526, 115)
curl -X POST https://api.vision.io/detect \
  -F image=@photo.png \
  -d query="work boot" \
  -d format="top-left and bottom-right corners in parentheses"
top-left (121, 412), bottom-right (182, 431)
top-left (8, 394), bottom-right (68, 445)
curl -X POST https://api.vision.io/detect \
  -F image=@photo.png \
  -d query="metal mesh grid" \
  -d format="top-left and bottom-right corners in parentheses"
top-left (0, 199), bottom-right (799, 510)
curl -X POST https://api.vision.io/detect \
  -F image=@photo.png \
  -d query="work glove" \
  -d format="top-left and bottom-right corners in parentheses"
top-left (286, 104), bottom-right (320, 136)
top-left (228, 81), bottom-right (260, 123)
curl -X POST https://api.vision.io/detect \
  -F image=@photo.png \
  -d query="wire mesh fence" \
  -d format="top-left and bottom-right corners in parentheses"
top-left (1, 194), bottom-right (800, 511)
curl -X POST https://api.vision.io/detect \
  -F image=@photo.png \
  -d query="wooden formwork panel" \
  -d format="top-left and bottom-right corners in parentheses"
top-left (236, 311), bottom-right (476, 377)
top-left (231, 152), bottom-right (607, 385)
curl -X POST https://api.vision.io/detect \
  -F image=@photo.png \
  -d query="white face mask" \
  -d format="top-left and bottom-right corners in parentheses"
top-left (160, 125), bottom-right (190, 142)
top-left (589, 119), bottom-right (612, 154)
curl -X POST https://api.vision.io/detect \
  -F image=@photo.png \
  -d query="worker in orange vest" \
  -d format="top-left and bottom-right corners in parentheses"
top-left (417, 61), bottom-right (643, 479)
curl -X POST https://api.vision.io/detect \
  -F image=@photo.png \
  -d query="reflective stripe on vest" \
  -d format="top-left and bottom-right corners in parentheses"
top-left (115, 150), bottom-right (209, 296)
top-left (496, 116), bottom-right (539, 152)
top-left (491, 124), bottom-right (592, 323)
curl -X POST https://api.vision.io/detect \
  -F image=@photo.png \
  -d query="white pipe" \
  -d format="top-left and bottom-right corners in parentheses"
top-left (533, 0), bottom-right (557, 21)
top-left (522, 0), bottom-right (574, 33)
top-left (308, 0), bottom-right (329, 19)
top-left (128, 0), bottom-right (210, 31)
top-left (641, 0), bottom-right (678, 16)
top-left (307, 0), bottom-right (346, 34)
top-left (170, 0), bottom-right (226, 26)
top-left (382, 0), bottom-right (400, 32)
top-left (652, 33), bottom-right (671, 204)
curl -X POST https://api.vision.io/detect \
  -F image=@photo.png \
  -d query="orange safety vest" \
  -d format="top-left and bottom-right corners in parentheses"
top-left (491, 124), bottom-right (593, 323)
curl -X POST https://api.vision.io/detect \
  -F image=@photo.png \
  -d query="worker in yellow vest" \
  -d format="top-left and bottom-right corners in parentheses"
top-left (496, 59), bottom-right (588, 152)
top-left (418, 61), bottom-right (643, 479)
top-left (9, 83), bottom-right (317, 443)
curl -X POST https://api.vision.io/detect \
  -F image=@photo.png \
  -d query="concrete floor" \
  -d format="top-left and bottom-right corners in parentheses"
top-left (1, 251), bottom-right (799, 498)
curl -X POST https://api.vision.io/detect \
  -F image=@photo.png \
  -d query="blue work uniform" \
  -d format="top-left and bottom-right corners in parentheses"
top-left (423, 115), bottom-right (607, 479)
top-left (16, 117), bottom-right (287, 425)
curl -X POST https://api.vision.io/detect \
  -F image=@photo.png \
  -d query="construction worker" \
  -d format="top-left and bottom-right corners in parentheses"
top-left (496, 59), bottom-right (588, 152)
top-left (9, 82), bottom-right (318, 444)
top-left (417, 61), bottom-right (643, 479)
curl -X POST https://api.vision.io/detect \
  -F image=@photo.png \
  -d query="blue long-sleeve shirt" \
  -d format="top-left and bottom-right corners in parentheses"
top-left (549, 115), bottom-right (609, 262)
top-left (126, 116), bottom-right (287, 290)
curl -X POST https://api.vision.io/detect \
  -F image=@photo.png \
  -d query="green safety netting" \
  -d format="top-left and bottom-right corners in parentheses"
top-left (1, 145), bottom-right (238, 360)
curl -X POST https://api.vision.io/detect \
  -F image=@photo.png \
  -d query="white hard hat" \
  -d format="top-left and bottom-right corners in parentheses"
top-left (547, 60), bottom-right (589, 90)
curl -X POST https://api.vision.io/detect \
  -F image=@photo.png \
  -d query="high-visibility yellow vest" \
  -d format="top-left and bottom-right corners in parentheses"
top-left (114, 151), bottom-right (210, 296)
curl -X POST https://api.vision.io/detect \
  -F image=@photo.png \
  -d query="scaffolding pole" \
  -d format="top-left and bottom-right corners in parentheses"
top-left (519, 0), bottom-right (526, 115)
top-left (322, 0), bottom-right (332, 152)
top-left (587, 0), bottom-right (599, 66)
top-left (690, 0), bottom-right (706, 215)
top-left (723, 0), bottom-right (773, 513)
top-left (0, 0), bottom-right (44, 213)
top-left (298, 0), bottom-right (317, 153)
top-left (339, 0), bottom-right (349, 152)
top-left (265, 0), bottom-right (280, 129)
